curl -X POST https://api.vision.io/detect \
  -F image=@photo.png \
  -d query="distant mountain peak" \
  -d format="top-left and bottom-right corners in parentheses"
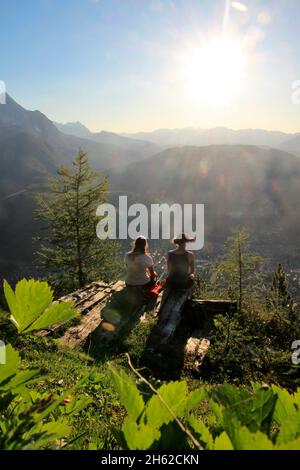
top-left (0, 93), bottom-right (61, 145)
top-left (123, 126), bottom-right (299, 149)
top-left (53, 121), bottom-right (91, 139)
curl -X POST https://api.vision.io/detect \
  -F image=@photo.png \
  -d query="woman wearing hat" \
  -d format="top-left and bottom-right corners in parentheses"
top-left (167, 234), bottom-right (195, 289)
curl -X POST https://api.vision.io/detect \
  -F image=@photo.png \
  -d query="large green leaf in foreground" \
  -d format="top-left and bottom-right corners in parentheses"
top-left (4, 279), bottom-right (77, 334)
top-left (0, 344), bottom-right (40, 391)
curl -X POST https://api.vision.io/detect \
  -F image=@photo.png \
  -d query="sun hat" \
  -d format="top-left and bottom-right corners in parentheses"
top-left (173, 233), bottom-right (196, 244)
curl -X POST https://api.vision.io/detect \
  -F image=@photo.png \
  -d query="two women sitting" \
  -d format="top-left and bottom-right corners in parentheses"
top-left (125, 234), bottom-right (195, 291)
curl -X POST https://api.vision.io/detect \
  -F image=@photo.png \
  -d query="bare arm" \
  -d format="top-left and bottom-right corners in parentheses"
top-left (148, 266), bottom-right (158, 280)
top-left (167, 253), bottom-right (172, 275)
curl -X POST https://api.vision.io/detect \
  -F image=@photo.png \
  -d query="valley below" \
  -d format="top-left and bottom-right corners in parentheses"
top-left (1, 96), bottom-right (300, 294)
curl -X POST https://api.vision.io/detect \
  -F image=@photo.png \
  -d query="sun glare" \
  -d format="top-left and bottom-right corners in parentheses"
top-left (182, 37), bottom-right (245, 105)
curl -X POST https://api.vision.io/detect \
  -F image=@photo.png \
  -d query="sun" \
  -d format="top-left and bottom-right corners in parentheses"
top-left (182, 37), bottom-right (245, 105)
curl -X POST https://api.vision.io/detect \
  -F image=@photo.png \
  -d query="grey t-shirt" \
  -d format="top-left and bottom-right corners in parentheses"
top-left (125, 253), bottom-right (153, 286)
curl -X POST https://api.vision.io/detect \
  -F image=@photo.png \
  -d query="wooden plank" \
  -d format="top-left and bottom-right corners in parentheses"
top-left (98, 284), bottom-right (145, 336)
top-left (36, 282), bottom-right (119, 338)
top-left (156, 286), bottom-right (193, 344)
top-left (59, 301), bottom-right (108, 348)
top-left (59, 281), bottom-right (111, 304)
top-left (76, 288), bottom-right (111, 314)
top-left (57, 282), bottom-right (126, 347)
top-left (95, 303), bottom-right (145, 343)
top-left (109, 280), bottom-right (126, 293)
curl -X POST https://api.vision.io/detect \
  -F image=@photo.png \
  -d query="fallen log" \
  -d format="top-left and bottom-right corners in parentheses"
top-left (36, 281), bottom-right (122, 342)
top-left (156, 285), bottom-right (193, 344)
top-left (35, 275), bottom-right (237, 357)
top-left (95, 284), bottom-right (147, 343)
top-left (59, 301), bottom-right (108, 348)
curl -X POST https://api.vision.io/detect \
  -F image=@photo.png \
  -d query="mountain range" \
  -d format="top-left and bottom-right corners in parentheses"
top-left (1, 94), bottom-right (300, 280)
top-left (112, 145), bottom-right (300, 259)
top-left (55, 120), bottom-right (300, 155)
top-left (122, 127), bottom-right (300, 154)
top-left (0, 96), bottom-right (161, 278)
top-left (54, 121), bottom-right (160, 159)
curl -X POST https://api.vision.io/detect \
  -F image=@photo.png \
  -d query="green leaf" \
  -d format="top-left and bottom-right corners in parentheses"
top-left (188, 415), bottom-right (213, 449)
top-left (212, 384), bottom-right (276, 433)
top-left (222, 411), bottom-right (274, 450)
top-left (3, 281), bottom-right (16, 321)
top-left (250, 388), bottom-right (277, 434)
top-left (122, 417), bottom-right (160, 450)
top-left (293, 389), bottom-right (300, 405)
top-left (212, 383), bottom-right (250, 412)
top-left (145, 381), bottom-right (188, 428)
top-left (27, 301), bottom-right (76, 333)
top-left (276, 413), bottom-right (300, 445)
top-left (276, 436), bottom-right (300, 450)
top-left (214, 432), bottom-right (234, 450)
top-left (63, 396), bottom-right (93, 416)
top-left (209, 399), bottom-right (223, 424)
top-left (185, 388), bottom-right (206, 414)
top-left (229, 424), bottom-right (274, 450)
top-left (24, 419), bottom-right (71, 450)
top-left (5, 279), bottom-right (53, 332)
top-left (109, 365), bottom-right (144, 421)
top-left (4, 279), bottom-right (77, 334)
top-left (272, 385), bottom-right (297, 425)
top-left (0, 343), bottom-right (40, 393)
top-left (3, 369), bottom-right (41, 392)
top-left (0, 344), bottom-right (20, 385)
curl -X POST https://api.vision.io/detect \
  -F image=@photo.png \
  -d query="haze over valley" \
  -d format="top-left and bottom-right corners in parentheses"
top-left (1, 95), bottom-right (300, 285)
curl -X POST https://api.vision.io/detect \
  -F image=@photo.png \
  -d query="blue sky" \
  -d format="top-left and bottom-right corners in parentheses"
top-left (1, 0), bottom-right (300, 132)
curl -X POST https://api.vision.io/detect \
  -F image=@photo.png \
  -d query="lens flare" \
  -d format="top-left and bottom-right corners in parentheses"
top-left (231, 1), bottom-right (248, 13)
top-left (183, 37), bottom-right (245, 105)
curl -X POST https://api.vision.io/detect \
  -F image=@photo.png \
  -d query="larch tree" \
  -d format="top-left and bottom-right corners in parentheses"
top-left (269, 263), bottom-right (292, 309)
top-left (35, 150), bottom-right (120, 293)
top-left (211, 228), bottom-right (266, 313)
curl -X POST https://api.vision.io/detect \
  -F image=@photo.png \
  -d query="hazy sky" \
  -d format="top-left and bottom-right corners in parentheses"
top-left (1, 0), bottom-right (300, 133)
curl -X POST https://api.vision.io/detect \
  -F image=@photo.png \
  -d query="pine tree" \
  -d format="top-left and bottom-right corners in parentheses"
top-left (35, 150), bottom-right (120, 293)
top-left (270, 264), bottom-right (292, 308)
top-left (212, 228), bottom-right (265, 313)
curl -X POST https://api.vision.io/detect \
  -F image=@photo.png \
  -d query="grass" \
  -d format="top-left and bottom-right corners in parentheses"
top-left (0, 306), bottom-right (192, 449)
top-left (22, 338), bottom-right (127, 449)
top-left (0, 304), bottom-right (213, 449)
top-left (0, 307), bottom-right (126, 449)
top-left (1, 300), bottom-right (298, 449)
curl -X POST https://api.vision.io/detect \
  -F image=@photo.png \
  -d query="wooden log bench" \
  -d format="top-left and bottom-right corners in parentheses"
top-left (36, 275), bottom-right (237, 372)
top-left (155, 285), bottom-right (194, 344)
top-left (36, 281), bottom-right (125, 346)
top-left (94, 284), bottom-right (147, 344)
top-left (37, 280), bottom-right (154, 348)
top-left (142, 292), bottom-right (237, 375)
